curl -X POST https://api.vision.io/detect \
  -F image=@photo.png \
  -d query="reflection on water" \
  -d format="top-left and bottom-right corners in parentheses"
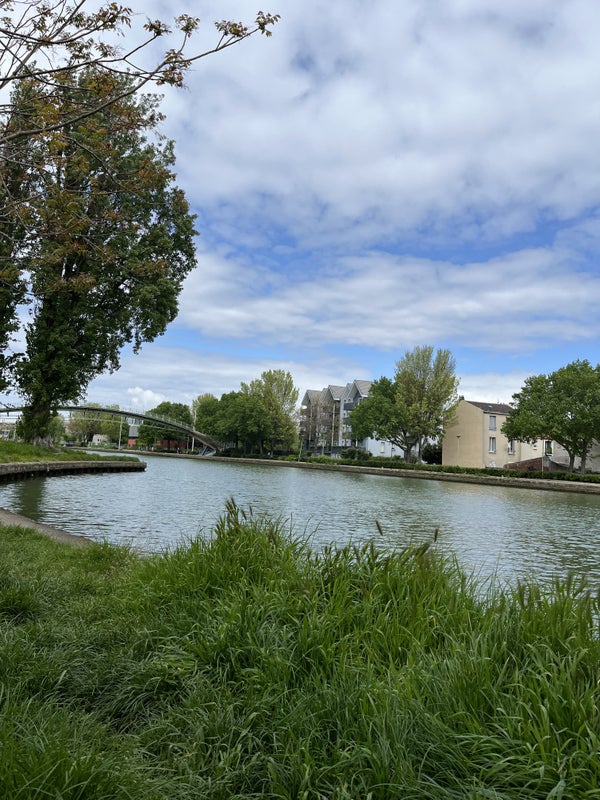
top-left (1, 455), bottom-right (600, 589)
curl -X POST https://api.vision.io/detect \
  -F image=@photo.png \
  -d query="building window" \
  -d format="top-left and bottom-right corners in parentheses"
top-left (489, 437), bottom-right (496, 454)
top-left (544, 440), bottom-right (553, 455)
top-left (489, 415), bottom-right (496, 430)
top-left (380, 442), bottom-right (385, 454)
top-left (507, 440), bottom-right (515, 455)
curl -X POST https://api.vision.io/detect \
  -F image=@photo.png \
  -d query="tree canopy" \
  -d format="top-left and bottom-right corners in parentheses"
top-left (137, 401), bottom-right (193, 449)
top-left (4, 67), bottom-right (197, 442)
top-left (502, 360), bottom-right (600, 472)
top-left (241, 369), bottom-right (299, 453)
top-left (0, 0), bottom-right (278, 440)
top-left (0, 0), bottom-right (279, 147)
top-left (350, 346), bottom-right (459, 461)
top-left (191, 370), bottom-right (299, 456)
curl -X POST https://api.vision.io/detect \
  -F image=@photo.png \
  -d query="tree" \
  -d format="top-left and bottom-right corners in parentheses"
top-left (0, 1), bottom-right (279, 147)
top-left (350, 346), bottom-right (459, 462)
top-left (67, 404), bottom-right (103, 444)
top-left (502, 360), bottom-right (600, 472)
top-left (99, 406), bottom-right (125, 445)
top-left (0, 0), bottom-right (279, 423)
top-left (192, 394), bottom-right (220, 434)
top-left (5, 68), bottom-right (197, 443)
top-left (241, 369), bottom-right (299, 453)
top-left (137, 401), bottom-right (192, 450)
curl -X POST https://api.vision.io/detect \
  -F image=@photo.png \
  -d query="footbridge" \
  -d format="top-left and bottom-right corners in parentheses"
top-left (0, 404), bottom-right (220, 455)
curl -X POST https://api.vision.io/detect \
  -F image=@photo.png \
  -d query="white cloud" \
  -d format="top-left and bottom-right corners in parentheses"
top-left (179, 241), bottom-right (600, 353)
top-left (155, 0), bottom-right (600, 249)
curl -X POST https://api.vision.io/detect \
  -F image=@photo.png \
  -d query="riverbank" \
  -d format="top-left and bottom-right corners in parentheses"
top-left (127, 449), bottom-right (600, 494)
top-left (0, 448), bottom-right (145, 544)
top-left (0, 506), bottom-right (598, 798)
top-left (0, 459), bottom-right (146, 483)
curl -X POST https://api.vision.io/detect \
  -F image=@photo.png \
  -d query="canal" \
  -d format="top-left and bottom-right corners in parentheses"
top-left (1, 454), bottom-right (600, 588)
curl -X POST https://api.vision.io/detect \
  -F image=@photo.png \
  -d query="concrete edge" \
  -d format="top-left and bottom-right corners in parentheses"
top-left (0, 507), bottom-right (94, 547)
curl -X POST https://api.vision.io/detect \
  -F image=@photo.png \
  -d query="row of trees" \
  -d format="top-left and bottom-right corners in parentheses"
top-left (191, 370), bottom-right (299, 455)
top-left (0, 0), bottom-right (278, 445)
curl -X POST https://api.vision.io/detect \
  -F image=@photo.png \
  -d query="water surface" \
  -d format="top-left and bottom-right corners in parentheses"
top-left (1, 455), bottom-right (599, 588)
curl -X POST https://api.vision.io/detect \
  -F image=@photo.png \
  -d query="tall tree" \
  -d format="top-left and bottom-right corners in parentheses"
top-left (241, 369), bottom-right (299, 454)
top-left (6, 68), bottom-right (197, 443)
top-left (192, 393), bottom-right (221, 436)
top-left (502, 360), bottom-right (600, 472)
top-left (350, 346), bottom-right (459, 462)
top-left (0, 0), bottom-right (279, 399)
top-left (67, 404), bottom-right (104, 444)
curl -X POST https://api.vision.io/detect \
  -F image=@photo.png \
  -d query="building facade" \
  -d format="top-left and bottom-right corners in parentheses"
top-left (300, 380), bottom-right (402, 458)
top-left (443, 399), bottom-right (552, 469)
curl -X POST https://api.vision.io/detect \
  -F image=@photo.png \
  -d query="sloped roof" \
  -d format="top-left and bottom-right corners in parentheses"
top-left (466, 400), bottom-right (512, 415)
top-left (321, 384), bottom-right (346, 402)
top-left (353, 379), bottom-right (372, 397)
top-left (301, 389), bottom-right (322, 406)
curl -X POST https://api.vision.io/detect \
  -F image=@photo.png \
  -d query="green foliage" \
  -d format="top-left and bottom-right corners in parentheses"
top-left (241, 369), bottom-right (299, 453)
top-left (0, 513), bottom-right (599, 798)
top-left (137, 401), bottom-right (193, 449)
top-left (2, 67), bottom-right (197, 444)
top-left (503, 360), bottom-right (600, 471)
top-left (193, 370), bottom-right (299, 455)
top-left (340, 446), bottom-right (372, 461)
top-left (0, 440), bottom-right (140, 463)
top-left (0, 2), bottom-right (278, 413)
top-left (421, 441), bottom-right (442, 464)
top-left (350, 346), bottom-right (459, 461)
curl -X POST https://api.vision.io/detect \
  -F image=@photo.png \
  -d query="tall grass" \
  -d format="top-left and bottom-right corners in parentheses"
top-left (0, 503), bottom-right (598, 798)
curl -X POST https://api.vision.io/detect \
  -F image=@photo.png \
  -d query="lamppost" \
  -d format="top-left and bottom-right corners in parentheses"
top-left (456, 434), bottom-right (461, 464)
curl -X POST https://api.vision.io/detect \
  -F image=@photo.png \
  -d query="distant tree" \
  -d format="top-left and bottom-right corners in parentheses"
top-left (47, 413), bottom-right (66, 445)
top-left (99, 406), bottom-right (125, 445)
top-left (191, 394), bottom-right (221, 436)
top-left (216, 391), bottom-right (271, 454)
top-left (421, 441), bottom-right (442, 464)
top-left (137, 401), bottom-right (192, 450)
top-left (241, 369), bottom-right (299, 453)
top-left (502, 360), bottom-right (600, 472)
top-left (67, 404), bottom-right (103, 444)
top-left (350, 346), bottom-right (459, 462)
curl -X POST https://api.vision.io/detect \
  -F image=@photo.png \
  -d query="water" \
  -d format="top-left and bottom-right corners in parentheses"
top-left (1, 454), bottom-right (600, 588)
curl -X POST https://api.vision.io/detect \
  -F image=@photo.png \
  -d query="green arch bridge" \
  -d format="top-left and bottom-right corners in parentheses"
top-left (0, 404), bottom-right (220, 455)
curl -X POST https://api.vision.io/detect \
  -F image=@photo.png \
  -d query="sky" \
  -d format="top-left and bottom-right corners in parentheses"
top-left (13, 0), bottom-right (600, 410)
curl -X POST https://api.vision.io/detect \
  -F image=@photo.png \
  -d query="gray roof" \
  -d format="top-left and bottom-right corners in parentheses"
top-left (467, 400), bottom-right (512, 415)
top-left (301, 389), bottom-right (322, 406)
top-left (321, 385), bottom-right (346, 402)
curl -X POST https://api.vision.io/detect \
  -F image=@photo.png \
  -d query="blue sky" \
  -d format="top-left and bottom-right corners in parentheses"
top-left (60, 1), bottom-right (600, 408)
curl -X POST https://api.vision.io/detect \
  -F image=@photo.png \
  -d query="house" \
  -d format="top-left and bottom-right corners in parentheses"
top-left (442, 399), bottom-right (550, 469)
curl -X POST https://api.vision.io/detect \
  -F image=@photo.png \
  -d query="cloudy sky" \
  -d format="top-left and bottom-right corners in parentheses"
top-left (79, 0), bottom-right (600, 408)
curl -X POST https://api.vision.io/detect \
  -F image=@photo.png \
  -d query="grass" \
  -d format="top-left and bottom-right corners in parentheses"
top-left (0, 441), bottom-right (139, 464)
top-left (0, 500), bottom-right (598, 798)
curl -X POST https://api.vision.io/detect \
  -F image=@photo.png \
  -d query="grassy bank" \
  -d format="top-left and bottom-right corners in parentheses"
top-left (1, 503), bottom-right (599, 799)
top-left (0, 441), bottom-right (139, 464)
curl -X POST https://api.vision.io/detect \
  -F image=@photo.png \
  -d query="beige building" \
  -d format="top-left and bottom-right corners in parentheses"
top-left (442, 399), bottom-right (543, 469)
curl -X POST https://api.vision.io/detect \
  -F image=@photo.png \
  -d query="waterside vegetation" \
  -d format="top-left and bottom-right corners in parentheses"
top-left (0, 503), bottom-right (598, 798)
top-left (0, 441), bottom-right (140, 464)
